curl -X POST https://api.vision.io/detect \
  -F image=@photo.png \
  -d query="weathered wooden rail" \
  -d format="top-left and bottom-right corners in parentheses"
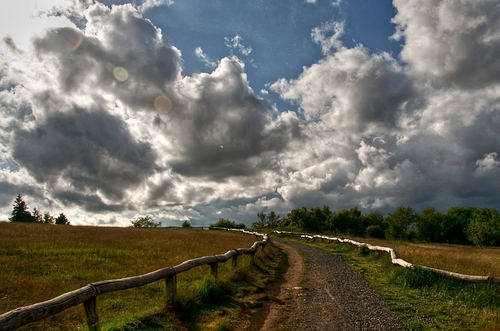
top-left (0, 228), bottom-right (268, 331)
top-left (273, 230), bottom-right (500, 284)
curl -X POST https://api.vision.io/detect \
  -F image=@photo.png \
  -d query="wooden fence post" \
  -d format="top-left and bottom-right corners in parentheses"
top-left (210, 263), bottom-right (218, 278)
top-left (83, 296), bottom-right (100, 331)
top-left (165, 275), bottom-right (177, 305)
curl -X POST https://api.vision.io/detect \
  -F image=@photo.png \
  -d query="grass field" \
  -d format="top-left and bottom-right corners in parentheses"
top-left (291, 237), bottom-right (500, 331)
top-left (341, 235), bottom-right (500, 277)
top-left (0, 222), bottom-right (281, 330)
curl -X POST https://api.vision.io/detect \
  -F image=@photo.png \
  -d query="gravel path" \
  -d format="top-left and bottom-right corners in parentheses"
top-left (279, 241), bottom-right (408, 331)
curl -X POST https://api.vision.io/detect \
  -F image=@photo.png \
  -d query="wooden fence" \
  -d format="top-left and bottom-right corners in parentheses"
top-left (0, 228), bottom-right (268, 331)
top-left (273, 230), bottom-right (500, 284)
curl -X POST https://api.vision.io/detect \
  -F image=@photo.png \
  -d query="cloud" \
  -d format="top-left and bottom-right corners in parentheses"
top-left (137, 0), bottom-right (174, 13)
top-left (392, 0), bottom-right (500, 89)
top-left (194, 47), bottom-right (217, 68)
top-left (271, 45), bottom-right (416, 132)
top-left (269, 0), bottom-right (500, 214)
top-left (0, 2), bottom-right (297, 225)
top-left (311, 20), bottom-right (344, 54)
top-left (224, 35), bottom-right (252, 56)
top-left (2, 0), bottom-right (500, 227)
top-left (473, 152), bottom-right (500, 177)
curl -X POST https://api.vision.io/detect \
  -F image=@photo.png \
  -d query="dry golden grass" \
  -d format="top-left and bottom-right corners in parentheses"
top-left (345, 236), bottom-right (500, 277)
top-left (0, 222), bottom-right (257, 330)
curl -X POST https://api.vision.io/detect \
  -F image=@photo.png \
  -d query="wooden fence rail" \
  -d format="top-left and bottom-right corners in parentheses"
top-left (273, 230), bottom-right (500, 284)
top-left (0, 229), bottom-right (268, 331)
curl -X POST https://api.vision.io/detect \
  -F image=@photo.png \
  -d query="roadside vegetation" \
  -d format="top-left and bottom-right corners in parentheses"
top-left (0, 222), bottom-right (283, 330)
top-left (255, 205), bottom-right (500, 247)
top-left (287, 238), bottom-right (500, 330)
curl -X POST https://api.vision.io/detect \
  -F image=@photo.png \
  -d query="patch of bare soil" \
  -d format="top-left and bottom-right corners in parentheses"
top-left (241, 239), bottom-right (304, 331)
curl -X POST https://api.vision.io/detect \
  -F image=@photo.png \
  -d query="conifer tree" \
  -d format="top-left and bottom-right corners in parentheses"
top-left (32, 208), bottom-right (42, 223)
top-left (55, 213), bottom-right (70, 225)
top-left (43, 212), bottom-right (55, 224)
top-left (9, 194), bottom-right (34, 222)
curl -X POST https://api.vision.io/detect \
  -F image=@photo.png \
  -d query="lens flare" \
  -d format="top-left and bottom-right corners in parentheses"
top-left (105, 62), bottom-right (115, 72)
top-left (154, 95), bottom-right (172, 113)
top-left (65, 30), bottom-right (84, 52)
top-left (113, 67), bottom-right (129, 82)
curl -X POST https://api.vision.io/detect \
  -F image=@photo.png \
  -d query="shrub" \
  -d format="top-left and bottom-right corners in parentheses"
top-left (210, 218), bottom-right (245, 229)
top-left (366, 225), bottom-right (385, 238)
top-left (130, 215), bottom-right (161, 228)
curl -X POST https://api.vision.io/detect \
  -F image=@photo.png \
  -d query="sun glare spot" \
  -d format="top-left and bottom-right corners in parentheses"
top-left (113, 67), bottom-right (129, 82)
top-left (105, 62), bottom-right (115, 72)
top-left (154, 95), bottom-right (173, 113)
top-left (65, 30), bottom-right (83, 52)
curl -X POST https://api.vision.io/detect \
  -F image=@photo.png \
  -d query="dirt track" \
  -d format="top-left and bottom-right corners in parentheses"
top-left (255, 239), bottom-right (407, 331)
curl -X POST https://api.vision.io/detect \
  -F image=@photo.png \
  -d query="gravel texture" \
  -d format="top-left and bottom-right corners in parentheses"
top-left (280, 241), bottom-right (408, 331)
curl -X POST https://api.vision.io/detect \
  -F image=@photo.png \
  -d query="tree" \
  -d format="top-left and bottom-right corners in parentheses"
top-left (385, 206), bottom-right (419, 240)
top-left (442, 207), bottom-right (475, 245)
top-left (210, 218), bottom-right (245, 229)
top-left (366, 225), bottom-right (385, 239)
top-left (466, 208), bottom-right (500, 246)
top-left (32, 208), bottom-right (42, 223)
top-left (252, 211), bottom-right (267, 228)
top-left (181, 220), bottom-right (191, 228)
top-left (416, 207), bottom-right (444, 243)
top-left (267, 211), bottom-right (280, 228)
top-left (130, 215), bottom-right (161, 228)
top-left (55, 213), bottom-right (70, 225)
top-left (329, 209), bottom-right (351, 235)
top-left (362, 210), bottom-right (385, 228)
top-left (296, 207), bottom-right (322, 233)
top-left (9, 194), bottom-right (34, 223)
top-left (43, 212), bottom-right (55, 224)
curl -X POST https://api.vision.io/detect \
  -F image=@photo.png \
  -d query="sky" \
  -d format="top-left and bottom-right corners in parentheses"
top-left (1, 0), bottom-right (499, 227)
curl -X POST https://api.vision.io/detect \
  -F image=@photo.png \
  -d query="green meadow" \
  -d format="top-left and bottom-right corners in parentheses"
top-left (0, 222), bottom-right (283, 330)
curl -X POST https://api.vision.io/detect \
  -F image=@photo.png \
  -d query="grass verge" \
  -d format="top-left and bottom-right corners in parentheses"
top-left (296, 239), bottom-right (500, 331)
top-left (109, 240), bottom-right (284, 331)
top-left (0, 223), bottom-right (284, 330)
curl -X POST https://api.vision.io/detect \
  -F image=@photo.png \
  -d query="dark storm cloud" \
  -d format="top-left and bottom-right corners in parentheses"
top-left (0, 2), bottom-right (298, 219)
top-left (166, 58), bottom-right (300, 180)
top-left (12, 105), bottom-right (157, 201)
top-left (33, 3), bottom-right (181, 111)
top-left (54, 190), bottom-right (125, 212)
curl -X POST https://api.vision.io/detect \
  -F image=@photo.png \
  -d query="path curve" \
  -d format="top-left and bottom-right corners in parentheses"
top-left (260, 240), bottom-right (408, 331)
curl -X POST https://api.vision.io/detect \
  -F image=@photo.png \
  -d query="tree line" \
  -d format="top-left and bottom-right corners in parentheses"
top-left (8, 194), bottom-right (70, 225)
top-left (255, 205), bottom-right (500, 247)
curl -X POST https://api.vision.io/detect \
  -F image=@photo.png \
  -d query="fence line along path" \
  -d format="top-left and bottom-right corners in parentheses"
top-left (274, 230), bottom-right (500, 284)
top-left (0, 228), bottom-right (268, 331)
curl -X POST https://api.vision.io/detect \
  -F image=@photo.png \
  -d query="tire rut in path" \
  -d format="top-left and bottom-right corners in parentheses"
top-left (280, 241), bottom-right (408, 331)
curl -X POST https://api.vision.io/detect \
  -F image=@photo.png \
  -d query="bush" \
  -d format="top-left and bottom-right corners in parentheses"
top-left (366, 225), bottom-right (385, 238)
top-left (210, 218), bottom-right (245, 229)
top-left (130, 215), bottom-right (161, 228)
